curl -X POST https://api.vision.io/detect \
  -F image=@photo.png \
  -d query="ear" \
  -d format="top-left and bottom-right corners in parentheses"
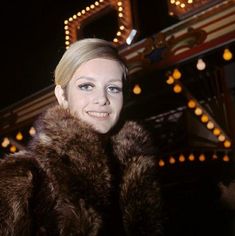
top-left (54, 85), bottom-right (69, 109)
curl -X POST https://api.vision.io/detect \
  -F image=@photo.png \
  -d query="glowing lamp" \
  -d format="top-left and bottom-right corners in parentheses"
top-left (218, 134), bottom-right (225, 142)
top-left (188, 153), bottom-right (195, 161)
top-left (199, 154), bottom-right (206, 162)
top-left (223, 48), bottom-right (233, 61)
top-left (194, 107), bottom-right (202, 116)
top-left (10, 145), bottom-right (17, 153)
top-left (213, 128), bottom-right (221, 136)
top-left (179, 154), bottom-right (185, 162)
top-left (201, 114), bottom-right (209, 123)
top-left (169, 156), bottom-right (176, 164)
top-left (207, 121), bottom-right (214, 130)
top-left (196, 58), bottom-right (206, 70)
top-left (223, 155), bottom-right (230, 162)
top-left (166, 76), bottom-right (174, 85)
top-left (224, 140), bottom-right (231, 148)
top-left (172, 68), bottom-right (181, 80)
top-left (188, 99), bottom-right (196, 109)
top-left (159, 159), bottom-right (165, 167)
top-left (16, 132), bottom-right (23, 141)
top-left (133, 84), bottom-right (142, 95)
top-left (173, 84), bottom-right (182, 93)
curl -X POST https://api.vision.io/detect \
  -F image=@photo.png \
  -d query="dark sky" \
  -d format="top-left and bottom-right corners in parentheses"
top-left (0, 0), bottom-right (174, 111)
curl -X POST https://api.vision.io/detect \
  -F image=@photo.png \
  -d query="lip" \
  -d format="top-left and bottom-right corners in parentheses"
top-left (86, 111), bottom-right (110, 120)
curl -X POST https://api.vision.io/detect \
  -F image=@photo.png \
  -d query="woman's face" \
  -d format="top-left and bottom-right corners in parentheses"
top-left (66, 58), bottom-right (124, 134)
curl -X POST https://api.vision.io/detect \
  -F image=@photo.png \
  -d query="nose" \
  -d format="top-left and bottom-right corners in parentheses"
top-left (93, 89), bottom-right (110, 105)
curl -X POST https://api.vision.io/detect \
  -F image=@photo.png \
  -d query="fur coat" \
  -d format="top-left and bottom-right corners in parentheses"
top-left (0, 105), bottom-right (162, 236)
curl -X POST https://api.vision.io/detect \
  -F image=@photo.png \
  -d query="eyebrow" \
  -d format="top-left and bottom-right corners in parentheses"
top-left (75, 76), bottom-right (122, 83)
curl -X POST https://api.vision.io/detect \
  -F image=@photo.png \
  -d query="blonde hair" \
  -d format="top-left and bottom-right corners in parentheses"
top-left (54, 38), bottom-right (128, 88)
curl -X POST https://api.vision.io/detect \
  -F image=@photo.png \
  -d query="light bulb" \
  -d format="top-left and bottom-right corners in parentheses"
top-left (16, 132), bottom-right (23, 141)
top-left (173, 84), bottom-right (182, 93)
top-left (188, 99), bottom-right (196, 108)
top-left (196, 58), bottom-right (206, 70)
top-left (223, 48), bottom-right (233, 61)
top-left (172, 68), bottom-right (181, 80)
top-left (133, 84), bottom-right (142, 94)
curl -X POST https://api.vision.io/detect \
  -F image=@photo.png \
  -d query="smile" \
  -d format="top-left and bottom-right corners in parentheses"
top-left (87, 111), bottom-right (109, 118)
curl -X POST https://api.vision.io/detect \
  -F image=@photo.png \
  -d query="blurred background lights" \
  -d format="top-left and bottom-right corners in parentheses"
top-left (223, 48), bottom-right (233, 61)
top-left (133, 84), bottom-right (142, 94)
top-left (196, 58), bottom-right (206, 70)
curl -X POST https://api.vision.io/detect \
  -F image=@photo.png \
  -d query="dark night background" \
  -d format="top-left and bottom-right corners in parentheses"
top-left (1, 1), bottom-right (235, 235)
top-left (0, 0), bottom-right (177, 111)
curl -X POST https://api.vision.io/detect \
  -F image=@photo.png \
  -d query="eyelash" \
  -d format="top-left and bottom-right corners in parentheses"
top-left (78, 83), bottom-right (94, 91)
top-left (78, 83), bottom-right (122, 94)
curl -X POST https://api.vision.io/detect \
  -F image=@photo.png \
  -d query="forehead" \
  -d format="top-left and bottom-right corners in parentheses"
top-left (73, 58), bottom-right (124, 80)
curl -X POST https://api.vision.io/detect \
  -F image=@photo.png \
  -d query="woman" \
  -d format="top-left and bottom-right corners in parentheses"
top-left (0, 38), bottom-right (162, 235)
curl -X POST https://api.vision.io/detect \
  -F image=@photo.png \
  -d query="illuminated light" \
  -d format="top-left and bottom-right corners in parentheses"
top-left (223, 48), bottom-right (233, 61)
top-left (207, 121), bottom-right (214, 130)
top-left (169, 12), bottom-right (174, 16)
top-left (180, 3), bottom-right (185, 8)
top-left (66, 46), bottom-right (69, 50)
top-left (159, 159), bottom-right (165, 167)
top-left (166, 75), bottom-right (174, 85)
top-left (133, 84), bottom-right (142, 95)
top-left (179, 154), bottom-right (185, 162)
top-left (10, 145), bottom-right (17, 153)
top-left (95, 1), bottom-right (99, 6)
top-left (118, 7), bottom-right (123, 11)
top-left (173, 84), bottom-right (182, 93)
top-left (64, 25), bottom-right (69, 30)
top-left (16, 132), bottom-right (23, 141)
top-left (188, 99), bottom-right (196, 109)
top-left (224, 140), bottom-right (231, 148)
top-left (223, 155), bottom-right (230, 162)
top-left (69, 17), bottom-right (73, 22)
top-left (176, 1), bottom-right (180, 6)
top-left (65, 30), bottom-right (70, 35)
top-left (99, 0), bottom-right (104, 2)
top-left (73, 15), bottom-right (77, 19)
top-left (213, 128), bottom-right (221, 136)
top-left (65, 36), bottom-right (69, 40)
top-left (169, 156), bottom-right (176, 164)
top-left (194, 107), bottom-right (202, 116)
top-left (118, 12), bottom-right (123, 17)
top-left (117, 1), bottom-right (122, 6)
top-left (65, 41), bottom-right (70, 45)
top-left (126, 29), bottom-right (137, 45)
top-left (199, 154), bottom-right (206, 162)
top-left (188, 153), bottom-right (195, 161)
top-left (218, 134), bottom-right (225, 142)
top-left (188, 0), bottom-right (193, 3)
top-left (64, 20), bottom-right (68, 24)
top-left (196, 58), bottom-right (206, 70)
top-left (77, 12), bottom-right (82, 16)
top-left (201, 114), bottom-right (209, 123)
top-left (170, 0), bottom-right (176, 3)
top-left (29, 127), bottom-right (36, 136)
top-left (212, 153), bottom-right (218, 160)
top-left (116, 31), bottom-right (121, 36)
top-left (113, 38), bottom-right (118, 43)
top-left (1, 137), bottom-right (10, 148)
top-left (172, 68), bottom-right (181, 80)
top-left (90, 4), bottom-right (95, 9)
top-left (120, 25), bottom-right (125, 30)
top-left (82, 9), bottom-right (86, 14)
top-left (86, 7), bottom-right (90, 11)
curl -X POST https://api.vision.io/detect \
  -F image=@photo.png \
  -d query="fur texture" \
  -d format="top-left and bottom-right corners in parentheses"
top-left (0, 105), bottom-right (162, 236)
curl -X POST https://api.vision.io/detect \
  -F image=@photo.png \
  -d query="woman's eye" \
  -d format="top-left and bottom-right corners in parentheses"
top-left (107, 86), bottom-right (122, 93)
top-left (78, 83), bottom-right (94, 91)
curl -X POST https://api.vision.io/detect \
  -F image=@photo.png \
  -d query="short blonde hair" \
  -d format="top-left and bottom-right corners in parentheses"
top-left (54, 38), bottom-right (128, 88)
